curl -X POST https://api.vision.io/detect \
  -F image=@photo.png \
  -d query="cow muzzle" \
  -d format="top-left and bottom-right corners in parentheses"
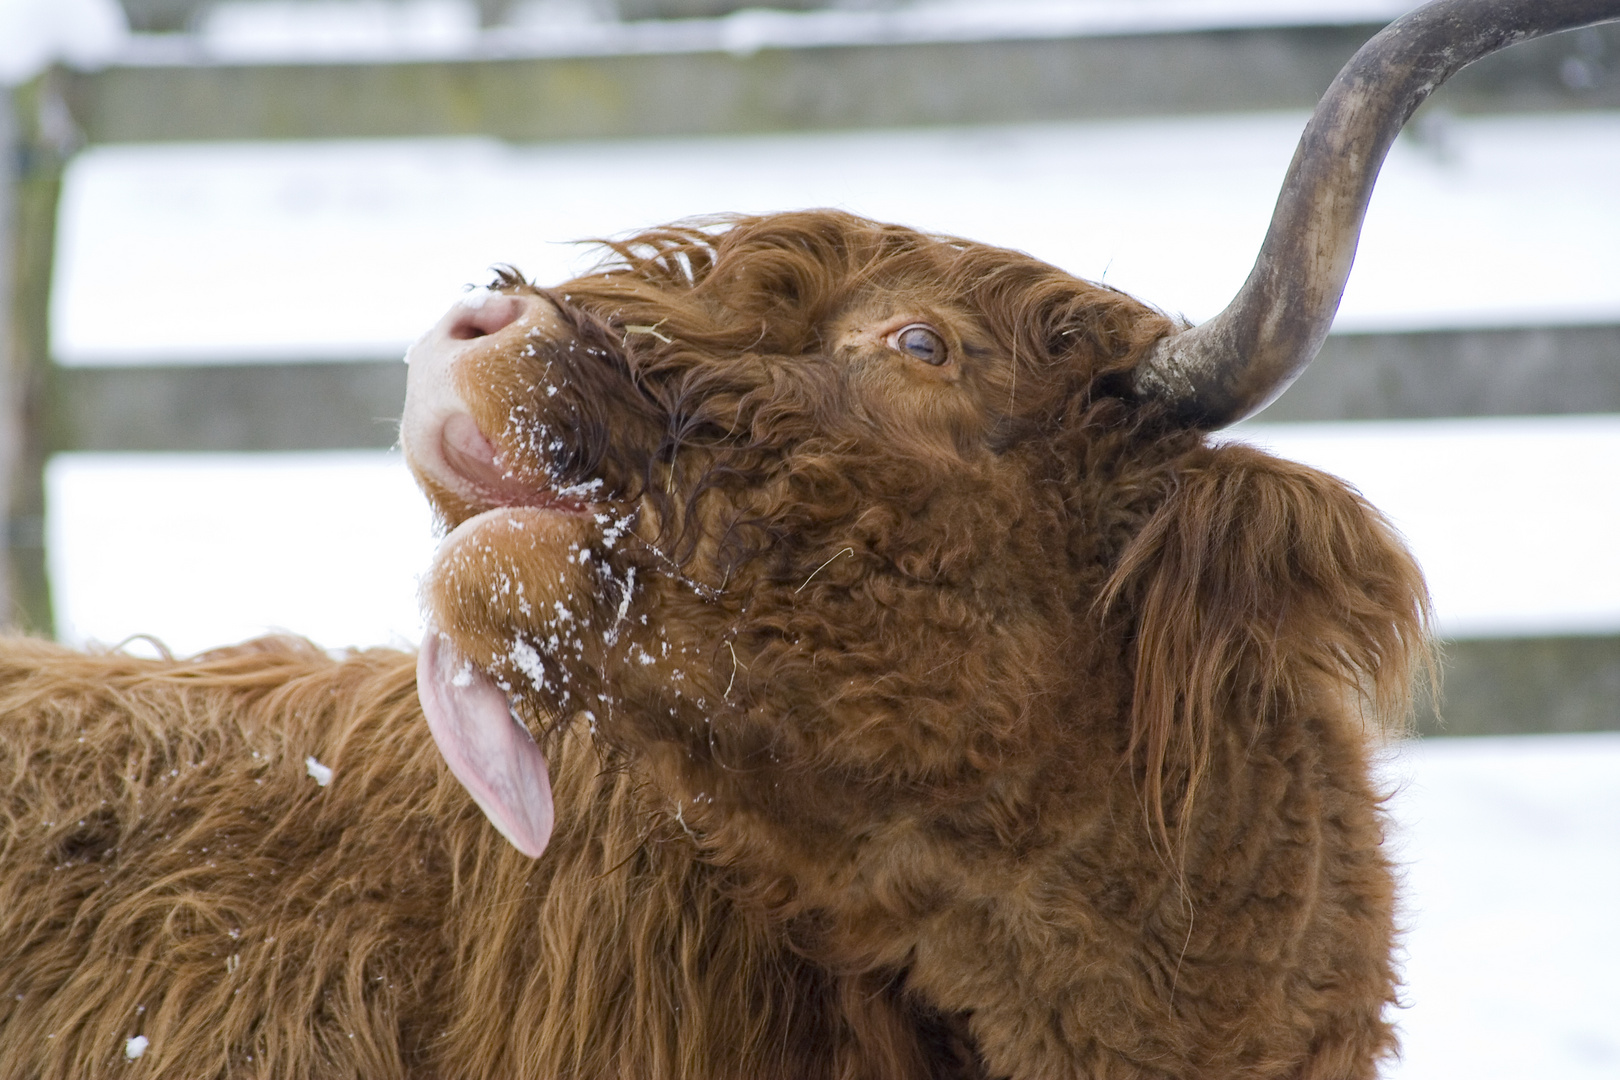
top-left (402, 288), bottom-right (575, 511)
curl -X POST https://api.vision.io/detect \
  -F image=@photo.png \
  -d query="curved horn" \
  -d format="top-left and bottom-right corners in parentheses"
top-left (1133, 0), bottom-right (1620, 429)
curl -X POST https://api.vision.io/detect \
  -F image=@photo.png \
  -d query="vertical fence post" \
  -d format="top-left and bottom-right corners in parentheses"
top-left (0, 85), bottom-right (16, 631)
top-left (1, 70), bottom-right (71, 636)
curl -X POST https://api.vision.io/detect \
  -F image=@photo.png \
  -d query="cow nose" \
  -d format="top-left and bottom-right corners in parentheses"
top-left (447, 291), bottom-right (528, 341)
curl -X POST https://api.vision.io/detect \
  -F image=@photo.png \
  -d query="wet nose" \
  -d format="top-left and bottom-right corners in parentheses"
top-left (446, 291), bottom-right (528, 341)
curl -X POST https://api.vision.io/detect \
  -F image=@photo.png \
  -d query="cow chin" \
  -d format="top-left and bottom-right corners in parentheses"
top-left (421, 504), bottom-right (606, 718)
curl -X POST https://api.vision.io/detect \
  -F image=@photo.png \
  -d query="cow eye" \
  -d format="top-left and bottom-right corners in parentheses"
top-left (889, 324), bottom-right (947, 366)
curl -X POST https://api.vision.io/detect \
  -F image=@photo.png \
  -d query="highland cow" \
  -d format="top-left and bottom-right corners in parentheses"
top-left (2, 1), bottom-right (1614, 1077)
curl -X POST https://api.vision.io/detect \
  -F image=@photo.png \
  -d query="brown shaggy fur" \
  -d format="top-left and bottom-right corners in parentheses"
top-left (1, 211), bottom-right (1428, 1078)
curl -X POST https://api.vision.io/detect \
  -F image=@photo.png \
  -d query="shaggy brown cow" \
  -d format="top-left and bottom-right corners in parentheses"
top-left (2, 1), bottom-right (1614, 1077)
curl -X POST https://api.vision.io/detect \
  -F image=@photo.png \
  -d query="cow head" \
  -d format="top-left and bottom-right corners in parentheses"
top-left (402, 213), bottom-right (1185, 860)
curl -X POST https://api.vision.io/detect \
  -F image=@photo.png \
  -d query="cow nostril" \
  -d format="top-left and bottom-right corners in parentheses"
top-left (448, 295), bottom-right (526, 341)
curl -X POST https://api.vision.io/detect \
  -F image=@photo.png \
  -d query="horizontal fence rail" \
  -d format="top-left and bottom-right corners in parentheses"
top-left (56, 362), bottom-right (408, 453)
top-left (1422, 635), bottom-right (1620, 736)
top-left (62, 20), bottom-right (1620, 143)
top-left (1264, 324), bottom-right (1620, 422)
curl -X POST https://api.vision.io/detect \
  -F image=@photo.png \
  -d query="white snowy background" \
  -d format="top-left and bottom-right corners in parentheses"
top-left (8, 1), bottom-right (1620, 1077)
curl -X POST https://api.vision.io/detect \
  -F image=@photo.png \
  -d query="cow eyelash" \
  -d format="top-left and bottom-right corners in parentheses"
top-left (886, 323), bottom-right (948, 366)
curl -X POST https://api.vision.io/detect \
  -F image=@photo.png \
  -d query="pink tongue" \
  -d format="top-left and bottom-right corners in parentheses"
top-left (417, 628), bottom-right (555, 857)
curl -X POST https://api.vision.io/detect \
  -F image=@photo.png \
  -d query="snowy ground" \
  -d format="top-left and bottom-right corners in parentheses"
top-left (1378, 732), bottom-right (1620, 1080)
top-left (176, 0), bottom-right (1426, 64)
top-left (5, 0), bottom-right (1429, 79)
top-left (46, 452), bottom-right (435, 655)
top-left (52, 111), bottom-right (1620, 364)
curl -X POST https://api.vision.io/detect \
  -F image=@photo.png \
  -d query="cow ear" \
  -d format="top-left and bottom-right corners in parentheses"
top-left (1097, 441), bottom-right (1430, 846)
